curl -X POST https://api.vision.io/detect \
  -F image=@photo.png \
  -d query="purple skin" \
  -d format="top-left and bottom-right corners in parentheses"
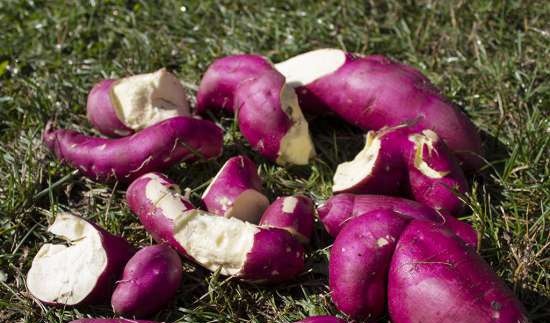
top-left (317, 193), bottom-right (478, 248)
top-left (196, 54), bottom-right (273, 114)
top-left (43, 116), bottom-right (223, 183)
top-left (126, 173), bottom-right (193, 257)
top-left (333, 127), bottom-right (407, 195)
top-left (258, 195), bottom-right (315, 243)
top-left (86, 79), bottom-right (134, 137)
top-left (403, 131), bottom-right (470, 215)
top-left (111, 244), bottom-right (182, 318)
top-left (287, 53), bottom-right (483, 171)
top-left (293, 316), bottom-right (347, 323)
top-left (70, 320), bottom-right (161, 323)
top-left (388, 221), bottom-right (528, 323)
top-left (329, 210), bottom-right (410, 320)
top-left (201, 155), bottom-right (268, 223)
top-left (235, 69), bottom-right (294, 162)
top-left (239, 227), bottom-right (305, 283)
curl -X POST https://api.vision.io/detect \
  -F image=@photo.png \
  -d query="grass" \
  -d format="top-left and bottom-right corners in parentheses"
top-left (0, 0), bottom-right (548, 322)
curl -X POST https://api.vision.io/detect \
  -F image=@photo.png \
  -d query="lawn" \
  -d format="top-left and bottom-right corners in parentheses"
top-left (0, 0), bottom-right (548, 322)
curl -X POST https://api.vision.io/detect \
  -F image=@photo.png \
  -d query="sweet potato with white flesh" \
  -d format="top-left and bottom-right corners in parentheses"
top-left (259, 195), bottom-right (314, 243)
top-left (196, 54), bottom-right (273, 114)
top-left (111, 244), bottom-right (182, 318)
top-left (70, 320), bottom-right (161, 323)
top-left (201, 155), bottom-right (269, 223)
top-left (317, 193), bottom-right (477, 248)
top-left (26, 213), bottom-right (135, 306)
top-left (43, 116), bottom-right (223, 183)
top-left (127, 172), bottom-right (304, 282)
top-left (235, 68), bottom-right (316, 165)
top-left (87, 69), bottom-right (190, 137)
top-left (388, 220), bottom-right (527, 323)
top-left (330, 210), bottom-right (410, 319)
top-left (404, 129), bottom-right (469, 214)
top-left (294, 316), bottom-right (346, 323)
top-left (332, 126), bottom-right (407, 195)
top-left (275, 48), bottom-right (483, 171)
top-left (333, 126), bottom-right (469, 214)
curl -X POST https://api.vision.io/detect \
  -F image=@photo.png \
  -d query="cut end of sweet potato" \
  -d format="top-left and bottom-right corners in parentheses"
top-left (111, 68), bottom-right (190, 130)
top-left (225, 189), bottom-right (270, 223)
top-left (26, 213), bottom-right (107, 305)
top-left (173, 210), bottom-right (259, 275)
top-left (332, 132), bottom-right (381, 192)
top-left (277, 84), bottom-right (316, 165)
top-left (408, 129), bottom-right (450, 178)
top-left (144, 173), bottom-right (193, 220)
top-left (275, 48), bottom-right (347, 87)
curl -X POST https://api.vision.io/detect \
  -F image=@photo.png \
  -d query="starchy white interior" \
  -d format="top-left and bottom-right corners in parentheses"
top-left (409, 130), bottom-right (449, 179)
top-left (144, 173), bottom-right (192, 220)
top-left (282, 196), bottom-right (298, 213)
top-left (277, 84), bottom-right (316, 165)
top-left (173, 210), bottom-right (259, 275)
top-left (111, 68), bottom-right (190, 130)
top-left (332, 132), bottom-right (381, 192)
top-left (226, 189), bottom-right (270, 224)
top-left (26, 213), bottom-right (107, 305)
top-left (275, 48), bottom-right (347, 87)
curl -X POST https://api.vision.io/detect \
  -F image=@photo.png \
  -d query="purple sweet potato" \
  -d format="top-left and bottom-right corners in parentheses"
top-left (332, 125), bottom-right (407, 195)
top-left (388, 220), bottom-right (528, 323)
top-left (332, 125), bottom-right (469, 214)
top-left (87, 69), bottom-right (190, 136)
top-left (111, 244), bottom-right (182, 318)
top-left (330, 210), bottom-right (410, 319)
top-left (196, 54), bottom-right (273, 114)
top-left (43, 116), bottom-right (223, 183)
top-left (26, 213), bottom-right (135, 306)
top-left (127, 172), bottom-right (304, 282)
top-left (317, 193), bottom-right (477, 248)
top-left (258, 195), bottom-right (315, 243)
top-left (275, 48), bottom-right (483, 171)
top-left (294, 315), bottom-right (346, 323)
top-left (201, 155), bottom-right (269, 223)
top-left (235, 68), bottom-right (315, 165)
top-left (70, 320), bottom-right (161, 323)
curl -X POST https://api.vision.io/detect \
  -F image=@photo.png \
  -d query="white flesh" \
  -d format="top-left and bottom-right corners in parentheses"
top-left (332, 132), bottom-right (381, 192)
top-left (111, 68), bottom-right (190, 130)
top-left (144, 173), bottom-right (192, 220)
top-left (282, 196), bottom-right (298, 213)
top-left (26, 213), bottom-right (107, 305)
top-left (275, 48), bottom-right (347, 87)
top-left (225, 189), bottom-right (269, 224)
top-left (409, 129), bottom-right (449, 178)
top-left (173, 210), bottom-right (259, 275)
top-left (277, 84), bottom-right (316, 165)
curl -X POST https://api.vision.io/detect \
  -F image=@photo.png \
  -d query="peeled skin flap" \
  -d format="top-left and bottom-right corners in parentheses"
top-left (111, 68), bottom-right (190, 130)
top-left (26, 213), bottom-right (133, 305)
top-left (173, 209), bottom-right (259, 276)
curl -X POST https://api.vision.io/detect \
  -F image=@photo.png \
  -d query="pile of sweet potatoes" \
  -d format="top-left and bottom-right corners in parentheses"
top-left (26, 48), bottom-right (528, 323)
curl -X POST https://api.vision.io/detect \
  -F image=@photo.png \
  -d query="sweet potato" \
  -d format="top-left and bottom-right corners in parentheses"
top-left (127, 173), bottom-right (304, 282)
top-left (201, 155), bottom-right (269, 223)
top-left (259, 195), bottom-right (314, 243)
top-left (43, 116), bottom-right (223, 183)
top-left (26, 213), bottom-right (135, 306)
top-left (87, 69), bottom-right (190, 136)
top-left (388, 220), bottom-right (527, 323)
top-left (235, 68), bottom-right (315, 165)
top-left (111, 244), bottom-right (182, 318)
top-left (275, 48), bottom-right (483, 170)
top-left (196, 54), bottom-right (273, 114)
top-left (329, 210), bottom-right (409, 319)
top-left (317, 193), bottom-right (477, 248)
top-left (332, 125), bottom-right (469, 214)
